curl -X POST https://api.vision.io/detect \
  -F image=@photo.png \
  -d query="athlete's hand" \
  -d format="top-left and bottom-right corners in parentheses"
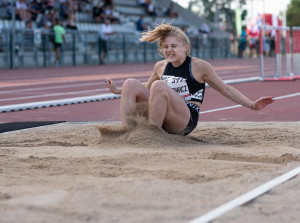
top-left (105, 78), bottom-right (119, 94)
top-left (252, 96), bottom-right (275, 111)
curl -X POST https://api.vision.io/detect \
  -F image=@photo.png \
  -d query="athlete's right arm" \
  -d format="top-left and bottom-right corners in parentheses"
top-left (105, 78), bottom-right (122, 94)
top-left (106, 61), bottom-right (162, 94)
top-left (144, 61), bottom-right (164, 90)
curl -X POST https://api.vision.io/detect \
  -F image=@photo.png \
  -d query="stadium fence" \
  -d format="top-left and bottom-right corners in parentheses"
top-left (0, 28), bottom-right (232, 69)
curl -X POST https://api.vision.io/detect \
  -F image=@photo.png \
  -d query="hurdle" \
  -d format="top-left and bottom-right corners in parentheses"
top-left (293, 27), bottom-right (300, 77)
top-left (259, 25), bottom-right (300, 81)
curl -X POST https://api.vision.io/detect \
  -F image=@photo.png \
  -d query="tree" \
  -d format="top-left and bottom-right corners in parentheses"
top-left (187, 0), bottom-right (247, 33)
top-left (286, 0), bottom-right (300, 27)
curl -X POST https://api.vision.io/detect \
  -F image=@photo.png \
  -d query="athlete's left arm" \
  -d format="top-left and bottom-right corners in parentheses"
top-left (198, 61), bottom-right (274, 110)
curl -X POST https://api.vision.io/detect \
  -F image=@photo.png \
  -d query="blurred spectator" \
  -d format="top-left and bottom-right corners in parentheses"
top-left (92, 2), bottom-right (106, 23)
top-left (0, 0), bottom-right (12, 19)
top-left (136, 15), bottom-right (147, 32)
top-left (145, 1), bottom-right (156, 17)
top-left (16, 0), bottom-right (31, 21)
top-left (68, 0), bottom-right (78, 15)
top-left (37, 9), bottom-right (56, 29)
top-left (230, 33), bottom-right (236, 56)
top-left (149, 17), bottom-right (156, 29)
top-left (59, 0), bottom-right (70, 20)
top-left (181, 26), bottom-right (188, 35)
top-left (36, 0), bottom-right (46, 14)
top-left (46, 0), bottom-right (55, 10)
top-left (99, 19), bottom-right (115, 64)
top-left (248, 31), bottom-right (258, 58)
top-left (103, 0), bottom-right (114, 9)
top-left (198, 22), bottom-right (210, 45)
top-left (199, 22), bottom-right (210, 33)
top-left (24, 20), bottom-right (34, 47)
top-left (66, 14), bottom-right (78, 30)
top-left (103, 5), bottom-right (120, 24)
top-left (263, 33), bottom-right (271, 56)
top-left (25, 19), bottom-right (33, 29)
top-left (76, 0), bottom-right (89, 13)
top-left (238, 26), bottom-right (247, 58)
top-left (103, 4), bottom-right (112, 15)
top-left (138, 0), bottom-right (148, 8)
top-left (165, 3), bottom-right (178, 19)
top-left (53, 18), bottom-right (66, 67)
top-left (198, 28), bottom-right (208, 45)
top-left (0, 26), bottom-right (3, 52)
top-left (269, 34), bottom-right (275, 56)
top-left (28, 0), bottom-right (42, 22)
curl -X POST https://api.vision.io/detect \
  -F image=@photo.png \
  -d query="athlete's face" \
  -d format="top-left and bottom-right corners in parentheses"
top-left (163, 36), bottom-right (187, 66)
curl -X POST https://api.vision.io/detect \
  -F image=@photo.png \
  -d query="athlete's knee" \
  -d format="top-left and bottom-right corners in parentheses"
top-left (149, 81), bottom-right (169, 106)
top-left (123, 78), bottom-right (140, 88)
top-left (150, 80), bottom-right (167, 96)
top-left (122, 79), bottom-right (142, 93)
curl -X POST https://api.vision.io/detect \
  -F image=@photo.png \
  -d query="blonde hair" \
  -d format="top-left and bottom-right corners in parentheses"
top-left (139, 23), bottom-right (191, 57)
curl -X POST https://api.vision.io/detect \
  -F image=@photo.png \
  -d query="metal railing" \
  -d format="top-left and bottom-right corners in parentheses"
top-left (0, 28), bottom-right (232, 69)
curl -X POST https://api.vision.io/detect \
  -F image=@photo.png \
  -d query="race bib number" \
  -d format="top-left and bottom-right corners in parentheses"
top-left (161, 75), bottom-right (191, 100)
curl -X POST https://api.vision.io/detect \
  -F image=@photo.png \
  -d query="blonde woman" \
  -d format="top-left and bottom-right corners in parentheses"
top-left (105, 23), bottom-right (274, 136)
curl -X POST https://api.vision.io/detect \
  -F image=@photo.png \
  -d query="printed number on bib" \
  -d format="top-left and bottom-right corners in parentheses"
top-left (162, 75), bottom-right (191, 100)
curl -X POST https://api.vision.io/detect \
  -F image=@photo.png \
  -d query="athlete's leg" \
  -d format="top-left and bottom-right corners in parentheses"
top-left (120, 78), bottom-right (150, 126)
top-left (55, 46), bottom-right (61, 63)
top-left (148, 80), bottom-right (190, 134)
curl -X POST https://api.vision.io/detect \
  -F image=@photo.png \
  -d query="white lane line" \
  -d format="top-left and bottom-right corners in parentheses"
top-left (0, 78), bottom-right (147, 102)
top-left (200, 105), bottom-right (241, 114)
top-left (273, 92), bottom-right (300, 100)
top-left (0, 89), bottom-right (110, 102)
top-left (0, 82), bottom-right (103, 94)
top-left (188, 166), bottom-right (300, 223)
top-left (200, 92), bottom-right (300, 114)
top-left (0, 79), bottom-right (145, 94)
top-left (0, 94), bottom-right (121, 113)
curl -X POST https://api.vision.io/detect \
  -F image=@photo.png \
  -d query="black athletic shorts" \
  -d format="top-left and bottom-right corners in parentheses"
top-left (182, 102), bottom-right (200, 136)
top-left (162, 102), bottom-right (200, 136)
top-left (54, 42), bottom-right (62, 49)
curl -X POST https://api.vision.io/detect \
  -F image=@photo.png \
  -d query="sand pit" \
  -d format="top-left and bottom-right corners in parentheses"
top-left (1, 122), bottom-right (300, 223)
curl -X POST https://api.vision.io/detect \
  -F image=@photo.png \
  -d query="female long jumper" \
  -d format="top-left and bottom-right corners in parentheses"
top-left (105, 23), bottom-right (274, 136)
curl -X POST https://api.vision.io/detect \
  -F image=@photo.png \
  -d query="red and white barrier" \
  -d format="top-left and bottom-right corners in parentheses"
top-left (293, 27), bottom-right (300, 77)
top-left (259, 25), bottom-right (300, 81)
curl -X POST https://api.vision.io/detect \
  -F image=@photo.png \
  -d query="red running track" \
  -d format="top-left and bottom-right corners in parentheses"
top-left (0, 58), bottom-right (300, 123)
